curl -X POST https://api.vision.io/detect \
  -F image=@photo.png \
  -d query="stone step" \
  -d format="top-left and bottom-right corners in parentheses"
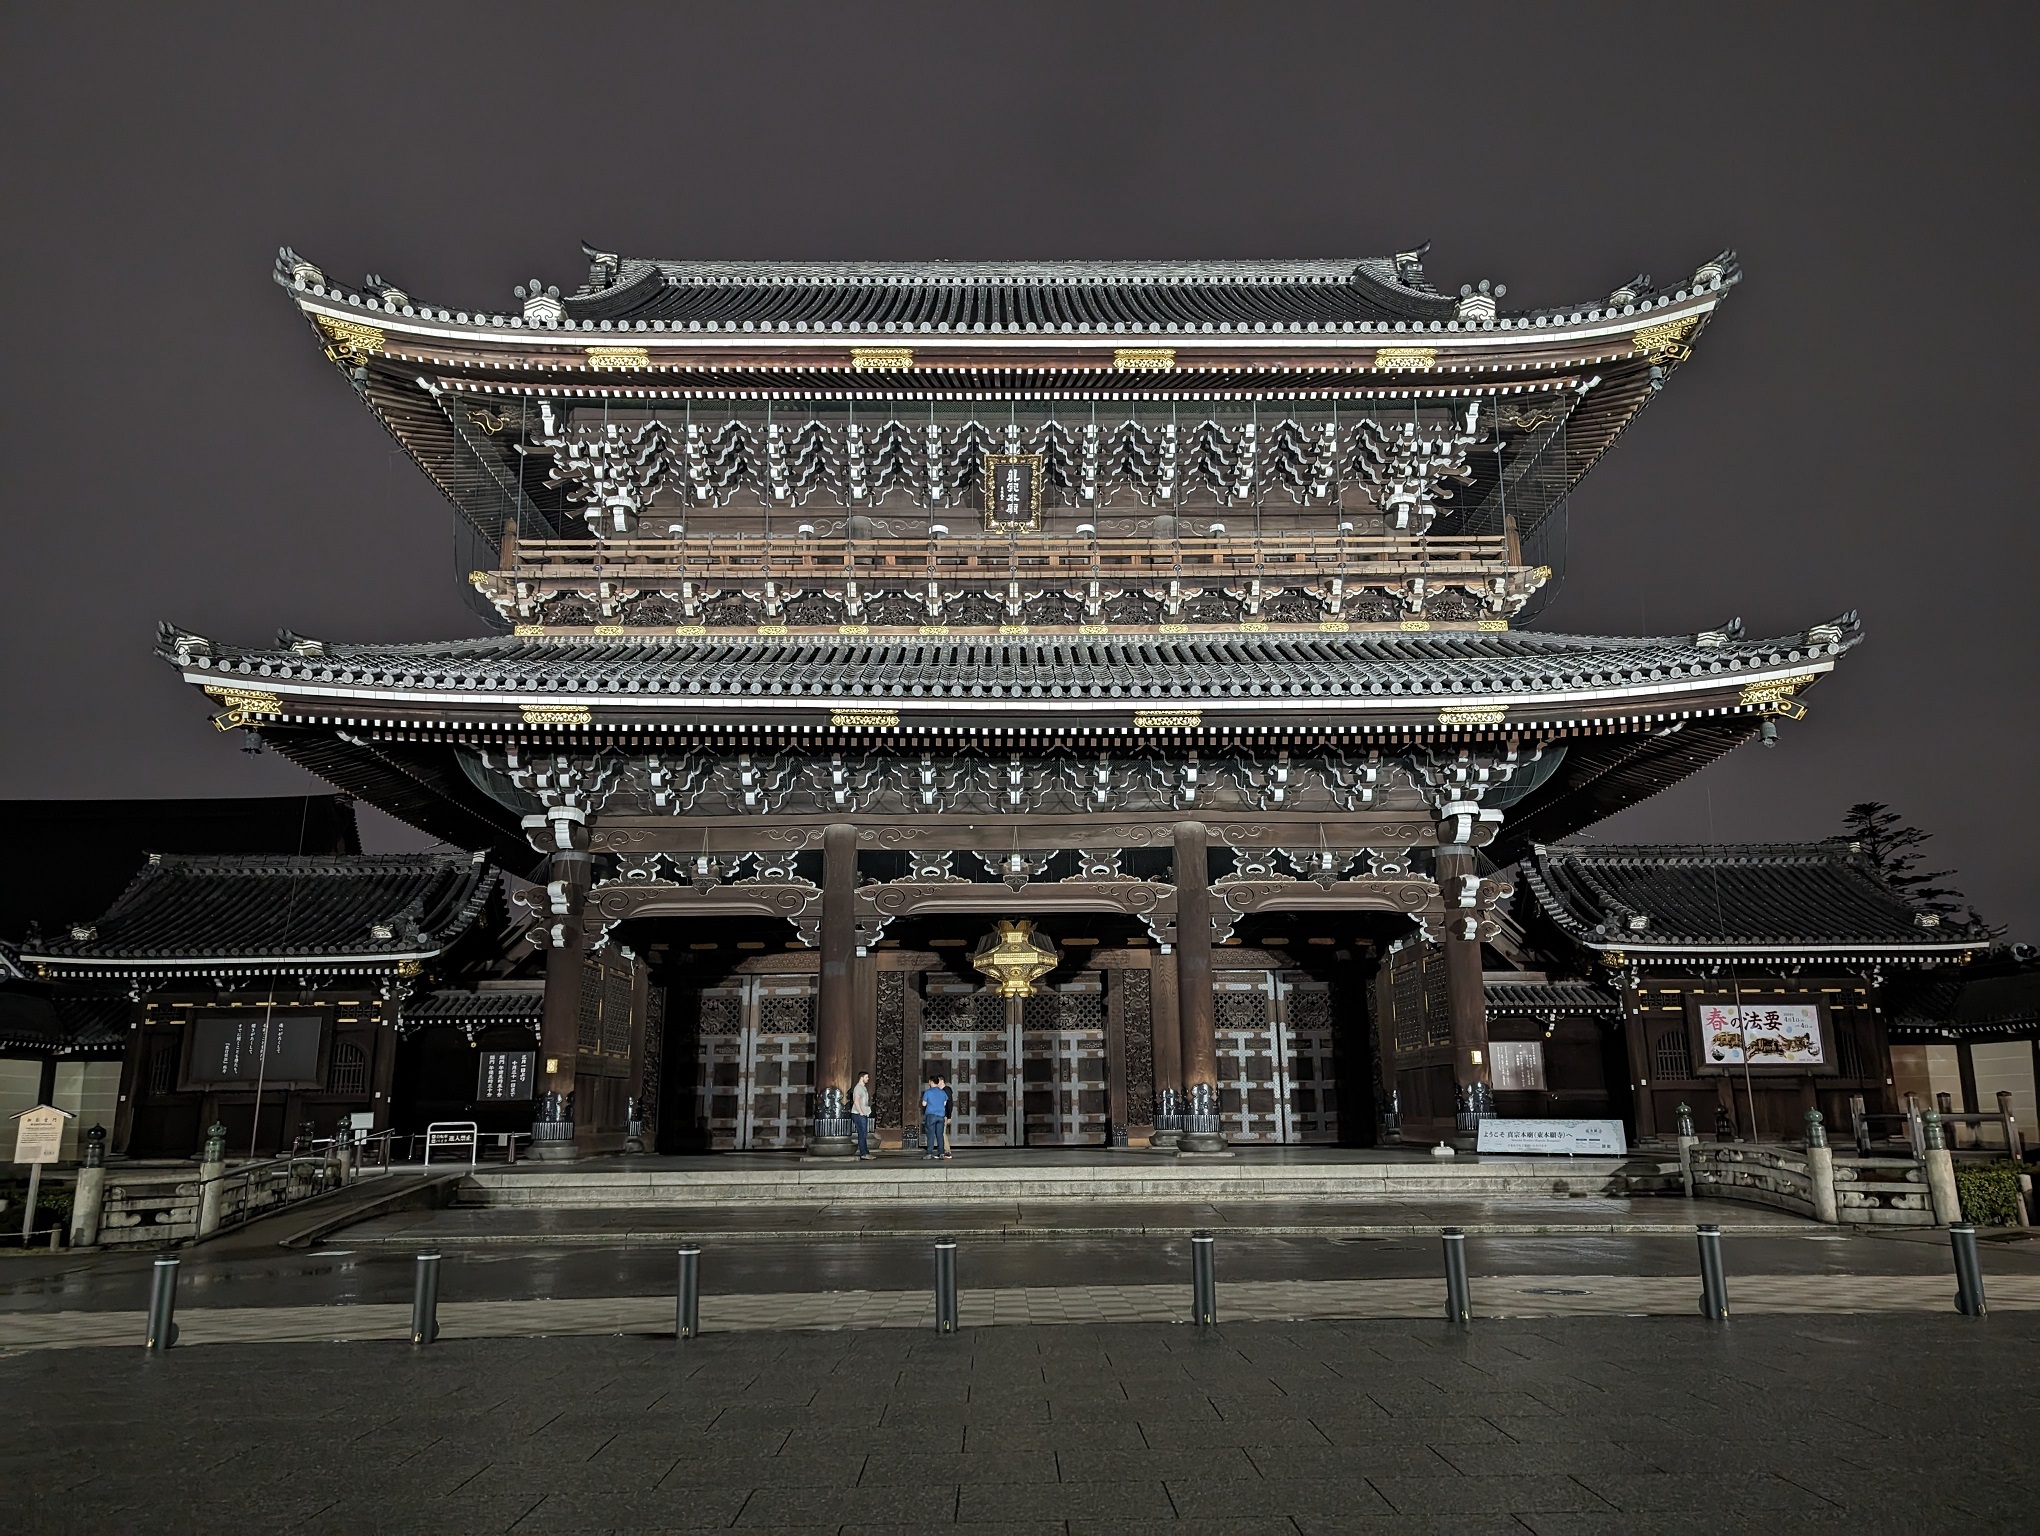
top-left (460, 1156), bottom-right (1635, 1208)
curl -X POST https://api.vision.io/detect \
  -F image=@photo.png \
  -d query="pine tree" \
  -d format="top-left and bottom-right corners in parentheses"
top-left (1842, 802), bottom-right (1965, 917)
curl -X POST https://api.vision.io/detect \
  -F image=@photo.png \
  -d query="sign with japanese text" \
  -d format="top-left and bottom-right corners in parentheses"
top-left (982, 453), bottom-right (1044, 530)
top-left (478, 1050), bottom-right (535, 1102)
top-left (1699, 1003), bottom-right (1824, 1067)
top-left (1475, 1119), bottom-right (1628, 1156)
top-left (12, 1105), bottom-right (73, 1165)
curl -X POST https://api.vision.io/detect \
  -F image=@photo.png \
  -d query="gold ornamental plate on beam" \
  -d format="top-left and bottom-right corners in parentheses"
top-left (982, 453), bottom-right (1045, 530)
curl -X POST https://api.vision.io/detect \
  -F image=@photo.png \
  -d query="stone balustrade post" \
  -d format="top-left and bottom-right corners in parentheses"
top-left (1921, 1110), bottom-right (1961, 1227)
top-left (1804, 1109), bottom-right (1839, 1224)
top-left (1675, 1102), bottom-right (1699, 1199)
top-left (69, 1125), bottom-right (108, 1248)
top-left (196, 1120), bottom-right (229, 1239)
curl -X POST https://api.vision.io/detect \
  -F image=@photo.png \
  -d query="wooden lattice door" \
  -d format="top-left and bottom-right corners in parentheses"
top-left (1277, 974), bottom-right (1339, 1142)
top-left (920, 983), bottom-right (1018, 1147)
top-left (1022, 980), bottom-right (1108, 1146)
top-left (693, 977), bottom-right (816, 1150)
top-left (1213, 971), bottom-right (1285, 1141)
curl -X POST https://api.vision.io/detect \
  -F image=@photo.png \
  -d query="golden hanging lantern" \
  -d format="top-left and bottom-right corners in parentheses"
top-left (969, 921), bottom-right (1060, 999)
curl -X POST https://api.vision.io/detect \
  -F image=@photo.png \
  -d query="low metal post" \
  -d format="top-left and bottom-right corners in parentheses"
top-left (1190, 1230), bottom-right (1217, 1326)
top-left (144, 1256), bottom-right (179, 1351)
top-left (933, 1238), bottom-right (959, 1334)
top-left (1950, 1225), bottom-right (1987, 1317)
top-left (411, 1252), bottom-right (442, 1345)
top-left (1441, 1227), bottom-right (1470, 1327)
top-left (676, 1244), bottom-right (701, 1340)
top-left (1696, 1223), bottom-right (1729, 1321)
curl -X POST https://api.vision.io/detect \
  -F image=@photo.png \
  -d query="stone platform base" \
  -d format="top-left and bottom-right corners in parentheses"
top-left (461, 1149), bottom-right (1634, 1209)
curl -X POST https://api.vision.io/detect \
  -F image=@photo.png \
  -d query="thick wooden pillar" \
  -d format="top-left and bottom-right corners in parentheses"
top-left (534, 925), bottom-right (587, 1159)
top-left (1174, 821), bottom-right (1224, 1151)
top-left (1435, 848), bottom-right (1491, 1145)
top-left (812, 823), bottom-right (857, 1153)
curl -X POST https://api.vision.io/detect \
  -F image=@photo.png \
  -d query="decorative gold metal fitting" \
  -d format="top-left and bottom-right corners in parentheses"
top-left (1476, 618), bottom-right (1509, 632)
top-left (314, 314), bottom-right (384, 365)
top-left (851, 347), bottom-right (914, 371)
top-left (1438, 705), bottom-right (1508, 727)
top-left (204, 686), bottom-right (281, 730)
top-left (585, 346), bottom-right (650, 371)
top-left (1737, 674), bottom-right (1815, 709)
top-left (520, 704), bottom-right (592, 726)
top-left (1373, 346), bottom-right (1438, 372)
top-left (1398, 620), bottom-right (1431, 632)
top-left (592, 625), bottom-right (624, 636)
top-left (513, 624), bottom-right (545, 636)
top-left (1134, 710), bottom-right (1202, 729)
top-left (830, 708), bottom-right (900, 729)
top-left (970, 920), bottom-right (1060, 998)
top-left (1631, 316), bottom-right (1702, 364)
top-left (1112, 347), bottom-right (1176, 371)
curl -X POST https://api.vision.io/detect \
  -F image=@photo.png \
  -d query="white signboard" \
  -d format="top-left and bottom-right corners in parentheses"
top-left (1476, 1118), bottom-right (1629, 1156)
top-left (1700, 1003), bottom-right (1823, 1066)
top-left (12, 1104), bottom-right (74, 1165)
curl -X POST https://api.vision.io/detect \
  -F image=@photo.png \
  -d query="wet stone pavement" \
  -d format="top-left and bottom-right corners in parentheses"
top-left (7, 1314), bottom-right (2037, 1535)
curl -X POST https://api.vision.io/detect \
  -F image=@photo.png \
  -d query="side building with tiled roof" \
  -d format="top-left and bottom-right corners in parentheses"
top-left (12, 852), bottom-right (589, 1160)
top-left (1497, 842), bottom-right (1992, 1144)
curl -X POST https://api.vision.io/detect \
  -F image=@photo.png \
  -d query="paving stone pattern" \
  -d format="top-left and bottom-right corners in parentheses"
top-left (6, 1316), bottom-right (2038, 1534)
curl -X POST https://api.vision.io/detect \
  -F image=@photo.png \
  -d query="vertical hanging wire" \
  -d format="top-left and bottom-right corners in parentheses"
top-left (247, 797), bottom-right (314, 1159)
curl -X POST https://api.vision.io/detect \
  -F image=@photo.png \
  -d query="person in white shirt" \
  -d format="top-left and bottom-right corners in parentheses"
top-left (850, 1071), bottom-right (874, 1160)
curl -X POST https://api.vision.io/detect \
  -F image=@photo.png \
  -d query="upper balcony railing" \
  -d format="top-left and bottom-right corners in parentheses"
top-left (501, 531), bottom-right (1527, 584)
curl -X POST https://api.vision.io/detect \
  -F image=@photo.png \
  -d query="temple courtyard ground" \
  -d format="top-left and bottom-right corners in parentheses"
top-left (5, 1315), bottom-right (2035, 1534)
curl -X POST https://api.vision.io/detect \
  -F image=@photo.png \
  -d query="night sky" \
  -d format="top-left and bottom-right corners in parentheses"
top-left (4, 4), bottom-right (2033, 939)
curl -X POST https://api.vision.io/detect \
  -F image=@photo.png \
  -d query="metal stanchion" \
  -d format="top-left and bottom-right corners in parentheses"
top-left (676, 1244), bottom-right (701, 1339)
top-left (411, 1252), bottom-right (442, 1345)
top-left (1950, 1224), bottom-right (1987, 1317)
top-left (1190, 1230), bottom-right (1217, 1326)
top-left (1441, 1227), bottom-right (1470, 1326)
top-left (1696, 1223), bottom-right (1729, 1321)
top-left (144, 1256), bottom-right (180, 1351)
top-left (934, 1238), bottom-right (959, 1334)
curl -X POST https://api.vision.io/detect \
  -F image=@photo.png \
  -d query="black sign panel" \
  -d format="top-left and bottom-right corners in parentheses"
top-left (187, 1014), bottom-right (323, 1085)
top-left (983, 453), bottom-right (1044, 530)
top-left (478, 1050), bottom-right (536, 1101)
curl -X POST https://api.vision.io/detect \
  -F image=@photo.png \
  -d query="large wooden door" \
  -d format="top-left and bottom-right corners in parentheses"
top-left (920, 983), bottom-right (1019, 1147)
top-left (693, 977), bottom-right (816, 1150)
top-left (1277, 974), bottom-right (1339, 1143)
top-left (1212, 969), bottom-right (1342, 1143)
top-left (1022, 980), bottom-right (1108, 1145)
top-left (1214, 971), bottom-right (1285, 1141)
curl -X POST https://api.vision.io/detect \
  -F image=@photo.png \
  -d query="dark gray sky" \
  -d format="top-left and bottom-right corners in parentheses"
top-left (3, 3), bottom-right (2034, 938)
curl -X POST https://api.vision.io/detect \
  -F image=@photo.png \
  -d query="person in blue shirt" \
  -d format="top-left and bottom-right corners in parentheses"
top-left (920, 1077), bottom-right (949, 1160)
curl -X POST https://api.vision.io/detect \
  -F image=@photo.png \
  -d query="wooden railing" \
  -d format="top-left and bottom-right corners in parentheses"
top-left (502, 532), bottom-right (1526, 584)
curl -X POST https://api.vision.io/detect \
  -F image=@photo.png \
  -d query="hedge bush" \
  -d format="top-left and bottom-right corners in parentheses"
top-left (1953, 1161), bottom-right (2027, 1227)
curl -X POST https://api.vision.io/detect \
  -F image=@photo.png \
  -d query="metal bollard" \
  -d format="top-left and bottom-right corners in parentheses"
top-left (411, 1252), bottom-right (442, 1345)
top-left (676, 1244), bottom-right (701, 1339)
top-left (1441, 1227), bottom-right (1470, 1326)
top-left (1696, 1223), bottom-right (1729, 1321)
top-left (144, 1256), bottom-right (180, 1351)
top-left (1950, 1224), bottom-right (1988, 1317)
top-left (933, 1238), bottom-right (959, 1334)
top-left (1190, 1230), bottom-right (1218, 1326)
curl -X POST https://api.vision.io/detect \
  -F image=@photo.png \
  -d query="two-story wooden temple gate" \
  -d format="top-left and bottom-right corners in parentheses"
top-left (159, 236), bottom-right (1874, 1156)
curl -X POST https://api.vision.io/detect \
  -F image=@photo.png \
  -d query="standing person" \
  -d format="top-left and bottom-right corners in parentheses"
top-left (921, 1076), bottom-right (949, 1161)
top-left (938, 1075), bottom-right (956, 1160)
top-left (850, 1071), bottom-right (874, 1160)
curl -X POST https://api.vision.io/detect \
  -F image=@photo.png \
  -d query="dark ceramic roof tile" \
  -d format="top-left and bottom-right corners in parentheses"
top-left (162, 620), bottom-right (1859, 705)
top-left (25, 853), bottom-right (496, 965)
top-left (1523, 842), bottom-right (1987, 952)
